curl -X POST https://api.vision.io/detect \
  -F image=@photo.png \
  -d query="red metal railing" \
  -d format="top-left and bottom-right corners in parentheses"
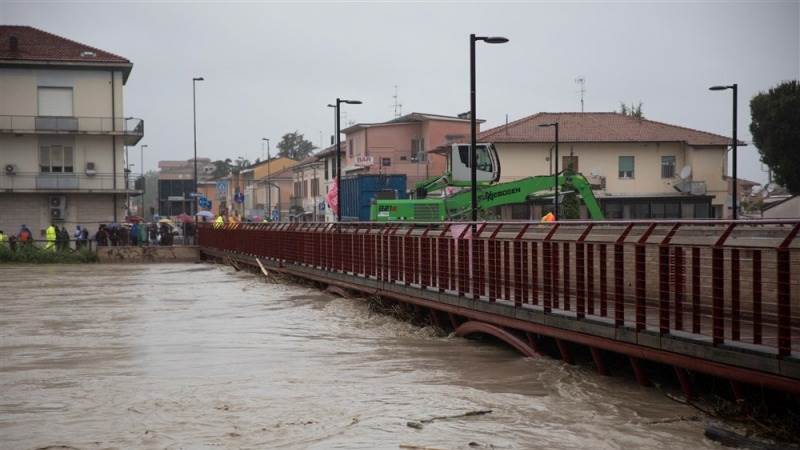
top-left (199, 220), bottom-right (800, 358)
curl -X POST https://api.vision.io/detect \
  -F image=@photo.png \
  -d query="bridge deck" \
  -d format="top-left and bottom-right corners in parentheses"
top-left (199, 220), bottom-right (800, 394)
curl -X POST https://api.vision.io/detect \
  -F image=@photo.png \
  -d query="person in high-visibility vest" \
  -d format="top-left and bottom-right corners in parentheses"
top-left (541, 212), bottom-right (556, 223)
top-left (214, 215), bottom-right (224, 229)
top-left (45, 224), bottom-right (57, 251)
top-left (0, 230), bottom-right (7, 246)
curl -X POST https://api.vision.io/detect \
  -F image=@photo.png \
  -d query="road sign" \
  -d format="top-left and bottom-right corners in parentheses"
top-left (189, 192), bottom-right (201, 198)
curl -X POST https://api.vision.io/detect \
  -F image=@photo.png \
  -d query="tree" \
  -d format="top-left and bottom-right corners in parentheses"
top-left (750, 80), bottom-right (800, 194)
top-left (618, 101), bottom-right (644, 119)
top-left (276, 131), bottom-right (316, 160)
top-left (559, 173), bottom-right (581, 219)
top-left (210, 158), bottom-right (233, 179)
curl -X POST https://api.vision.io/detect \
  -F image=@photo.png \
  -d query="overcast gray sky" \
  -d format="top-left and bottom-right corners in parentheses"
top-left (3, 1), bottom-right (798, 182)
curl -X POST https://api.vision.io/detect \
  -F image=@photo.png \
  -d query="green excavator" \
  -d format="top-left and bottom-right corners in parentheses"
top-left (369, 143), bottom-right (605, 222)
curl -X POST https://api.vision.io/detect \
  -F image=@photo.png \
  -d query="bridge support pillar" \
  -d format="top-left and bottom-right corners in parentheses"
top-left (629, 357), bottom-right (651, 387)
top-left (590, 347), bottom-right (609, 376)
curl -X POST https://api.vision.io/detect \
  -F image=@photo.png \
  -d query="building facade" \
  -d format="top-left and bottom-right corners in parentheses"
top-left (290, 156), bottom-right (324, 221)
top-left (156, 158), bottom-right (213, 217)
top-left (479, 112), bottom-right (737, 219)
top-left (0, 26), bottom-right (143, 236)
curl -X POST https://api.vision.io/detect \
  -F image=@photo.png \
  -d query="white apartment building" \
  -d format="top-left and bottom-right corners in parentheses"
top-left (0, 26), bottom-right (143, 236)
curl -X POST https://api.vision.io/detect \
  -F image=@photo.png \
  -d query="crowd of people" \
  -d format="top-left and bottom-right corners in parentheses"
top-left (0, 220), bottom-right (196, 251)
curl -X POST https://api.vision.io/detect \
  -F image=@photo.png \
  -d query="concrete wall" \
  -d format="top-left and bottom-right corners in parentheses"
top-left (763, 196), bottom-right (800, 218)
top-left (96, 245), bottom-right (200, 263)
top-left (0, 193), bottom-right (124, 238)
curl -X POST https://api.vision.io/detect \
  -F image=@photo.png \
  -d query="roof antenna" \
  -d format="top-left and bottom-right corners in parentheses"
top-left (575, 76), bottom-right (586, 112)
top-left (392, 85), bottom-right (402, 118)
top-left (505, 113), bottom-right (509, 135)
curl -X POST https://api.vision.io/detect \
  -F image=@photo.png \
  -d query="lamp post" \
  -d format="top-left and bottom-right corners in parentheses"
top-left (192, 77), bottom-right (203, 238)
top-left (140, 144), bottom-right (148, 219)
top-left (539, 122), bottom-right (559, 218)
top-left (333, 98), bottom-right (362, 221)
top-left (262, 137), bottom-right (271, 220)
top-left (470, 34), bottom-right (508, 222)
top-left (709, 83), bottom-right (738, 219)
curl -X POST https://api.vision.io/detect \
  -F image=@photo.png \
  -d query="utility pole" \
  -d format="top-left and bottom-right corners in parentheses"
top-left (575, 77), bottom-right (586, 113)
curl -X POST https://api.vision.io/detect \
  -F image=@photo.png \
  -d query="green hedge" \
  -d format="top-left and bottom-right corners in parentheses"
top-left (0, 245), bottom-right (98, 263)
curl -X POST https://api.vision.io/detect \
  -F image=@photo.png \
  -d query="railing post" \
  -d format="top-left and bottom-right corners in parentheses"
top-left (777, 223), bottom-right (800, 357)
top-left (752, 249), bottom-right (762, 345)
top-left (488, 225), bottom-right (503, 302)
top-left (658, 224), bottom-right (681, 335)
top-left (575, 224), bottom-right (593, 319)
top-left (456, 225), bottom-right (470, 297)
top-left (473, 223), bottom-right (487, 300)
top-left (615, 224), bottom-right (634, 327)
top-left (635, 223), bottom-right (657, 332)
top-left (712, 223), bottom-right (736, 346)
top-left (514, 224), bottom-right (531, 307)
top-left (542, 224), bottom-right (559, 313)
top-left (437, 225), bottom-right (451, 292)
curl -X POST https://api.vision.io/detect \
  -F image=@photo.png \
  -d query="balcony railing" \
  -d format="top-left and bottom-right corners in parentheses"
top-left (0, 115), bottom-right (144, 145)
top-left (0, 171), bottom-right (142, 193)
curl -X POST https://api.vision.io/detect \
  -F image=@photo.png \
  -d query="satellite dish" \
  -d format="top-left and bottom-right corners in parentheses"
top-left (679, 165), bottom-right (692, 180)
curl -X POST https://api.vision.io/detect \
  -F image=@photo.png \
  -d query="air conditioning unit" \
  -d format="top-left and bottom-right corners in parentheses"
top-left (85, 162), bottom-right (96, 176)
top-left (49, 195), bottom-right (66, 221)
top-left (4, 164), bottom-right (16, 175)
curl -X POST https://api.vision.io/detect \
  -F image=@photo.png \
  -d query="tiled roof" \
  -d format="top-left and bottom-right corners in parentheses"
top-left (479, 112), bottom-right (738, 147)
top-left (0, 25), bottom-right (130, 63)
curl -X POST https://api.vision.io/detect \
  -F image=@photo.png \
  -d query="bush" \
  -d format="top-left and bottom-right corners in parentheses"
top-left (0, 244), bottom-right (98, 263)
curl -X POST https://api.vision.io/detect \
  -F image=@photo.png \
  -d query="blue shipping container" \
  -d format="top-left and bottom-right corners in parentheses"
top-left (340, 174), bottom-right (407, 221)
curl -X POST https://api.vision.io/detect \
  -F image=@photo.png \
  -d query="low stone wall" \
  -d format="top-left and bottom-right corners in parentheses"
top-left (96, 245), bottom-right (200, 263)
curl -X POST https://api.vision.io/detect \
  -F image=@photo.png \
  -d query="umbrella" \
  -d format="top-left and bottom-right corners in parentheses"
top-left (125, 215), bottom-right (144, 223)
top-left (196, 211), bottom-right (214, 219)
top-left (158, 218), bottom-right (174, 224)
top-left (175, 213), bottom-right (193, 223)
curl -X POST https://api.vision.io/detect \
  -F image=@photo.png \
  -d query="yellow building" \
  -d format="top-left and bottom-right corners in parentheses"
top-left (479, 112), bottom-right (738, 219)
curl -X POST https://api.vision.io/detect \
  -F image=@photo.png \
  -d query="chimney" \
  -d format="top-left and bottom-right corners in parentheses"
top-left (9, 36), bottom-right (18, 52)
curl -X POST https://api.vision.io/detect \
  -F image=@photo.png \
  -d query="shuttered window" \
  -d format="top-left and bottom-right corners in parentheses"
top-left (38, 87), bottom-right (73, 116)
top-left (618, 156), bottom-right (634, 179)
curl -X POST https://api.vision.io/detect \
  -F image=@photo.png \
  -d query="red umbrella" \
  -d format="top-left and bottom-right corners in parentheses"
top-left (125, 215), bottom-right (144, 223)
top-left (175, 213), bottom-right (193, 223)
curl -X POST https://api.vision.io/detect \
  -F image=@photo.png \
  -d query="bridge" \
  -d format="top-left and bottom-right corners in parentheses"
top-left (198, 220), bottom-right (800, 397)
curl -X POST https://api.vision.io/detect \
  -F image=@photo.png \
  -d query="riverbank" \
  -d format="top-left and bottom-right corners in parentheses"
top-left (0, 245), bottom-right (97, 263)
top-left (0, 245), bottom-right (200, 263)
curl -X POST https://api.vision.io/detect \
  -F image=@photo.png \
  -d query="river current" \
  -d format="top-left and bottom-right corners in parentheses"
top-left (0, 263), bottom-right (715, 449)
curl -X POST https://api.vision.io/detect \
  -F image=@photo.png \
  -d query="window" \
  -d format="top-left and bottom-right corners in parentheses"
top-left (324, 159), bottom-right (329, 180)
top-left (381, 157), bottom-right (391, 167)
top-left (562, 155), bottom-right (579, 172)
top-left (302, 180), bottom-right (308, 198)
top-left (661, 155), bottom-right (676, 178)
top-left (457, 145), bottom-right (493, 172)
top-left (511, 203), bottom-right (530, 220)
top-left (348, 140), bottom-right (354, 158)
top-left (618, 156), bottom-right (634, 178)
top-left (37, 87), bottom-right (73, 116)
top-left (604, 202), bottom-right (624, 219)
top-left (411, 138), bottom-right (426, 162)
top-left (311, 178), bottom-right (319, 197)
top-left (39, 145), bottom-right (74, 173)
top-left (630, 202), bottom-right (650, 219)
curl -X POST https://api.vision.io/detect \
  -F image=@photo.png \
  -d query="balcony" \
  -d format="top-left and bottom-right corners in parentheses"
top-left (0, 115), bottom-right (144, 145)
top-left (0, 171), bottom-right (142, 194)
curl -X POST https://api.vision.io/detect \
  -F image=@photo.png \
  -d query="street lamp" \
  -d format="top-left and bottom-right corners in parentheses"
top-left (709, 83), bottom-right (738, 219)
top-left (193, 76), bottom-right (204, 236)
top-left (140, 144), bottom-right (148, 219)
top-left (470, 34), bottom-right (509, 222)
top-left (539, 122), bottom-right (559, 218)
top-left (333, 98), bottom-right (362, 221)
top-left (262, 137), bottom-right (271, 220)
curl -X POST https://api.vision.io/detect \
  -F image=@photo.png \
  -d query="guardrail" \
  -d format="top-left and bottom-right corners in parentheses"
top-left (0, 115), bottom-right (144, 145)
top-left (199, 220), bottom-right (800, 358)
top-left (0, 171), bottom-right (142, 192)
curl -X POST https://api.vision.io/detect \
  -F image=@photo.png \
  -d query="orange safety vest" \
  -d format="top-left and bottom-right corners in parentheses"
top-left (541, 212), bottom-right (556, 222)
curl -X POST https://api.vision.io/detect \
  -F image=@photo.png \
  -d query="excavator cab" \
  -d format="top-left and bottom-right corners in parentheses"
top-left (448, 143), bottom-right (501, 185)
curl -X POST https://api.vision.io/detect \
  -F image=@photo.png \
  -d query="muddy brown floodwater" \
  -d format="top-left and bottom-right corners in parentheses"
top-left (0, 263), bottom-right (717, 449)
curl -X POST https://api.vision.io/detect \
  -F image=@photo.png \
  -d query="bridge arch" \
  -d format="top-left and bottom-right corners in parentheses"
top-left (454, 321), bottom-right (540, 357)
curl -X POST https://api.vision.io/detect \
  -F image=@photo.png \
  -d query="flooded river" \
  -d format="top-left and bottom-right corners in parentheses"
top-left (0, 263), bottom-right (715, 449)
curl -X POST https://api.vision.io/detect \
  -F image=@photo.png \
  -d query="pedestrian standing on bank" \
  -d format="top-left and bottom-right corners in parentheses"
top-left (45, 224), bottom-right (57, 252)
top-left (95, 225), bottom-right (109, 247)
top-left (74, 226), bottom-right (82, 249)
top-left (129, 223), bottom-right (139, 246)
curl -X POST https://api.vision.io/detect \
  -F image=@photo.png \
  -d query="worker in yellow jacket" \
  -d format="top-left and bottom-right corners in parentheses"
top-left (214, 215), bottom-right (224, 229)
top-left (45, 224), bottom-right (57, 251)
top-left (541, 212), bottom-right (556, 223)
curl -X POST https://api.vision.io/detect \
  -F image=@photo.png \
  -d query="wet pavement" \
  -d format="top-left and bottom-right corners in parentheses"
top-left (0, 263), bottom-right (716, 449)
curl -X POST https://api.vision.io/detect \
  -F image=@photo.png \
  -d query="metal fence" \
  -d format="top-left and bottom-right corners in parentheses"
top-left (199, 220), bottom-right (800, 357)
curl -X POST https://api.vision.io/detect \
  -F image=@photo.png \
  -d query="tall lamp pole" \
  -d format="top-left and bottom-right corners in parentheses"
top-left (140, 144), bottom-right (148, 219)
top-left (333, 98), bottom-right (362, 222)
top-left (469, 34), bottom-right (508, 222)
top-left (192, 76), bottom-right (204, 239)
top-left (709, 83), bottom-right (738, 219)
top-left (539, 122), bottom-right (559, 218)
top-left (262, 137), bottom-right (271, 220)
